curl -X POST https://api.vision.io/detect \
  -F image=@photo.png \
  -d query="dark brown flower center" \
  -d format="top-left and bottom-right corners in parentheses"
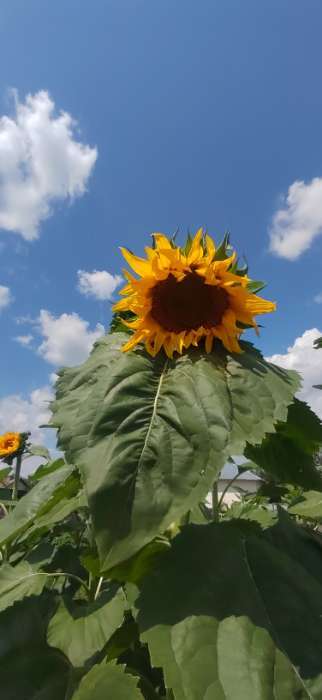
top-left (150, 273), bottom-right (229, 332)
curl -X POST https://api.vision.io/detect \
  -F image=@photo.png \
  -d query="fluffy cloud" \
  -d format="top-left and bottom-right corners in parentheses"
top-left (78, 269), bottom-right (122, 301)
top-left (269, 178), bottom-right (322, 260)
top-left (0, 285), bottom-right (12, 310)
top-left (14, 334), bottom-right (33, 346)
top-left (0, 385), bottom-right (52, 444)
top-left (37, 309), bottom-right (104, 366)
top-left (267, 328), bottom-right (322, 418)
top-left (0, 90), bottom-right (97, 240)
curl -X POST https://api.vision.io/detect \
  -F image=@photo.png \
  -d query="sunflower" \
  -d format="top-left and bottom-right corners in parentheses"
top-left (0, 432), bottom-right (21, 458)
top-left (113, 229), bottom-right (276, 358)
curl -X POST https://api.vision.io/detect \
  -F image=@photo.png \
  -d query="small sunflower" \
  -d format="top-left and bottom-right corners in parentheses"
top-left (113, 229), bottom-right (276, 358)
top-left (0, 432), bottom-right (21, 458)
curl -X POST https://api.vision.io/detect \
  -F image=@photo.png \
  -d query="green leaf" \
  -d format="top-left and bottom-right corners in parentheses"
top-left (51, 333), bottom-right (299, 570)
top-left (80, 551), bottom-right (101, 578)
top-left (47, 585), bottom-right (126, 667)
top-left (0, 597), bottom-right (72, 700)
top-left (29, 458), bottom-right (65, 483)
top-left (245, 399), bottom-right (322, 489)
top-left (213, 232), bottom-right (231, 260)
top-left (71, 663), bottom-right (144, 699)
top-left (18, 490), bottom-right (87, 546)
top-left (289, 491), bottom-right (322, 520)
top-left (0, 561), bottom-right (47, 612)
top-left (0, 465), bottom-right (76, 548)
top-left (26, 444), bottom-right (51, 460)
top-left (314, 337), bottom-right (322, 350)
top-left (107, 536), bottom-right (170, 583)
top-left (224, 501), bottom-right (277, 528)
top-left (0, 466), bottom-right (12, 482)
top-left (109, 311), bottom-right (135, 335)
top-left (105, 616), bottom-right (139, 661)
top-left (135, 519), bottom-right (322, 698)
top-left (246, 279), bottom-right (266, 293)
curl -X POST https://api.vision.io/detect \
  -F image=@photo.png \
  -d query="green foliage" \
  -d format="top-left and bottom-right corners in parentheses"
top-left (26, 444), bottom-right (51, 460)
top-left (0, 464), bottom-right (77, 548)
top-left (47, 586), bottom-right (126, 666)
top-left (109, 310), bottom-right (135, 334)
top-left (71, 663), bottom-right (144, 699)
top-left (289, 490), bottom-right (322, 520)
top-left (245, 398), bottom-right (322, 488)
top-left (0, 466), bottom-right (12, 481)
top-left (135, 517), bottom-right (322, 698)
top-left (2, 323), bottom-right (322, 698)
top-left (0, 561), bottom-right (47, 611)
top-left (29, 457), bottom-right (66, 483)
top-left (0, 597), bottom-right (73, 700)
top-left (51, 332), bottom-right (299, 570)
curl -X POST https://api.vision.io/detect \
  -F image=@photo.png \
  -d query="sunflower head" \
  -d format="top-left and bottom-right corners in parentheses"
top-left (113, 229), bottom-right (276, 358)
top-left (0, 432), bottom-right (22, 459)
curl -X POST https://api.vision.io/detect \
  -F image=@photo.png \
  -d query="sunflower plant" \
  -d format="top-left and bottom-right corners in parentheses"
top-left (1, 231), bottom-right (322, 699)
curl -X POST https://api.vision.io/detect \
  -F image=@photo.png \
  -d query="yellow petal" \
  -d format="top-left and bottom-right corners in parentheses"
top-left (205, 234), bottom-right (216, 261)
top-left (187, 228), bottom-right (203, 264)
top-left (113, 298), bottom-right (132, 312)
top-left (163, 336), bottom-right (175, 358)
top-left (122, 331), bottom-right (145, 352)
top-left (120, 247), bottom-right (152, 277)
top-left (152, 233), bottom-right (172, 250)
top-left (245, 295), bottom-right (276, 315)
top-left (214, 252), bottom-right (237, 274)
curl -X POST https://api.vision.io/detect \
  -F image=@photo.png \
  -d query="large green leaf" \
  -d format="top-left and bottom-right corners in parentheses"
top-left (26, 444), bottom-right (51, 460)
top-left (245, 399), bottom-right (322, 488)
top-left (0, 597), bottom-right (72, 700)
top-left (47, 585), bottom-right (126, 667)
top-left (18, 489), bottom-right (87, 547)
top-left (0, 465), bottom-right (77, 548)
top-left (134, 518), bottom-right (322, 698)
top-left (289, 491), bottom-right (322, 520)
top-left (0, 561), bottom-right (48, 612)
top-left (71, 663), bottom-right (144, 699)
top-left (51, 332), bottom-right (299, 569)
top-left (29, 457), bottom-right (65, 483)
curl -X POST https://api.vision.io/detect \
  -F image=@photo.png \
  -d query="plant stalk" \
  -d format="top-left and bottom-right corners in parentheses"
top-left (12, 453), bottom-right (22, 501)
top-left (94, 576), bottom-right (104, 600)
top-left (217, 471), bottom-right (242, 510)
top-left (212, 482), bottom-right (219, 522)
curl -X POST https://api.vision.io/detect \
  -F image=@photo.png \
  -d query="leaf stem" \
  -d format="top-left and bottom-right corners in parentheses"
top-left (12, 453), bottom-right (22, 501)
top-left (218, 470), bottom-right (242, 510)
top-left (94, 576), bottom-right (104, 600)
top-left (22, 570), bottom-right (90, 594)
top-left (212, 482), bottom-right (219, 522)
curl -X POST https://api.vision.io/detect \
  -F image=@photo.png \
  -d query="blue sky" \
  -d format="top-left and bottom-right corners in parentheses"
top-left (0, 0), bottom-right (322, 442)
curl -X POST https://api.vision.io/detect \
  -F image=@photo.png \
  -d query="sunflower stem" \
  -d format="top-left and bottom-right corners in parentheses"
top-left (217, 471), bottom-right (241, 510)
top-left (212, 481), bottom-right (219, 522)
top-left (12, 453), bottom-right (22, 501)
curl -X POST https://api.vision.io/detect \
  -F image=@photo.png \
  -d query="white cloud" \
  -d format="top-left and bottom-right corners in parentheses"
top-left (0, 284), bottom-right (12, 310)
top-left (0, 90), bottom-right (97, 240)
top-left (37, 309), bottom-right (104, 366)
top-left (77, 269), bottom-right (122, 301)
top-left (14, 334), bottom-right (33, 346)
top-left (267, 328), bottom-right (322, 418)
top-left (269, 178), bottom-right (322, 260)
top-left (0, 385), bottom-right (52, 444)
top-left (314, 293), bottom-right (322, 304)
